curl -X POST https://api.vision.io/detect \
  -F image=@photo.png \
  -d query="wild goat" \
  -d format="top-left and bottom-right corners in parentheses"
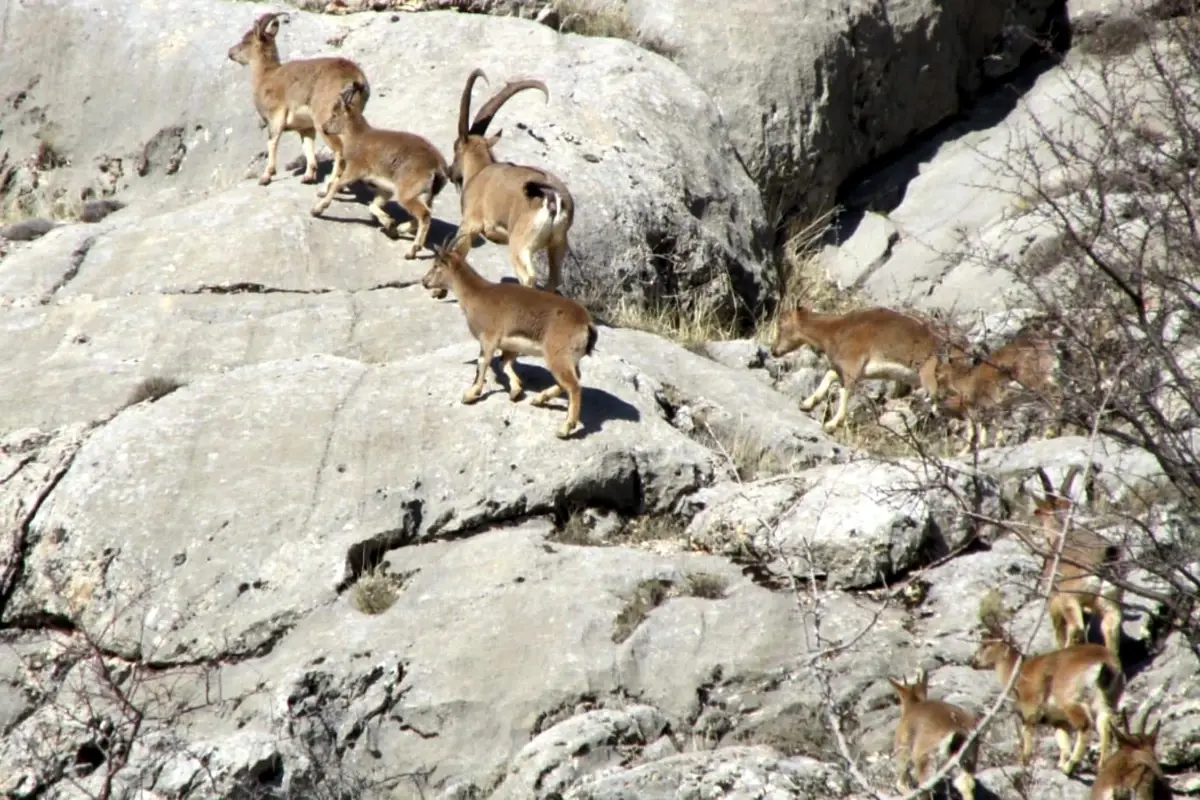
top-left (970, 618), bottom-right (1125, 776)
top-left (931, 332), bottom-right (1060, 454)
top-left (228, 12), bottom-right (369, 189)
top-left (888, 668), bottom-right (980, 799)
top-left (448, 69), bottom-right (575, 293)
top-left (310, 82), bottom-right (449, 259)
top-left (769, 306), bottom-right (969, 433)
top-left (1091, 708), bottom-right (1173, 799)
top-left (420, 246), bottom-right (597, 439)
top-left (1026, 465), bottom-right (1125, 661)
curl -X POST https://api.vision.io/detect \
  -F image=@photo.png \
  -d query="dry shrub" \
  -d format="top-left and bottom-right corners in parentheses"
top-left (126, 376), bottom-right (184, 407)
top-left (351, 567), bottom-right (401, 615)
top-left (553, 0), bottom-right (678, 59)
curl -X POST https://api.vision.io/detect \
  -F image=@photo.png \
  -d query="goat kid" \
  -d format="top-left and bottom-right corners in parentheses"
top-left (769, 306), bottom-right (968, 433)
top-left (932, 332), bottom-right (1060, 454)
top-left (1027, 465), bottom-right (1125, 661)
top-left (310, 82), bottom-right (449, 259)
top-left (449, 69), bottom-right (574, 293)
top-left (420, 247), bottom-right (596, 439)
top-left (228, 12), bottom-right (370, 190)
top-left (970, 619), bottom-right (1125, 776)
top-left (888, 669), bottom-right (980, 799)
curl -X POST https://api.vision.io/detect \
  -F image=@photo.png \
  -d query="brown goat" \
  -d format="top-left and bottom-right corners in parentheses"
top-left (769, 306), bottom-right (969, 433)
top-left (310, 82), bottom-right (449, 259)
top-left (228, 12), bottom-right (369, 189)
top-left (888, 669), bottom-right (980, 799)
top-left (1091, 710), bottom-right (1173, 799)
top-left (420, 247), bottom-right (597, 439)
top-left (970, 618), bottom-right (1125, 775)
top-left (932, 333), bottom-right (1060, 454)
top-left (1027, 465), bottom-right (1125, 661)
top-left (449, 69), bottom-right (575, 293)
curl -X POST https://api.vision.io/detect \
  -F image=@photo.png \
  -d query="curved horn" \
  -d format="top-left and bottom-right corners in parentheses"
top-left (1059, 464), bottom-right (1082, 500)
top-left (458, 68), bottom-right (489, 140)
top-left (469, 78), bottom-right (549, 137)
top-left (1035, 467), bottom-right (1056, 498)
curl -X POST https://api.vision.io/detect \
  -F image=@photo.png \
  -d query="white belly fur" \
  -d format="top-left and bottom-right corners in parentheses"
top-left (498, 334), bottom-right (544, 358)
top-left (861, 358), bottom-right (919, 384)
top-left (285, 105), bottom-right (316, 131)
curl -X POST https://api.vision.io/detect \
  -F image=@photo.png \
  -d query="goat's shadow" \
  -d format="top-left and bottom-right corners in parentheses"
top-left (297, 162), bottom-right (458, 254)
top-left (445, 357), bottom-right (641, 439)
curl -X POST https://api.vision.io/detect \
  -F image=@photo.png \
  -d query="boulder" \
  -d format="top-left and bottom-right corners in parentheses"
top-left (0, 0), bottom-right (770, 313)
top-left (626, 0), bottom-right (1062, 223)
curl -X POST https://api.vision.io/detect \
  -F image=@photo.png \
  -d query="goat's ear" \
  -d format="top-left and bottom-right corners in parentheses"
top-left (886, 677), bottom-right (906, 696)
top-left (261, 15), bottom-right (281, 39)
top-left (486, 131), bottom-right (503, 147)
top-left (1146, 718), bottom-right (1162, 745)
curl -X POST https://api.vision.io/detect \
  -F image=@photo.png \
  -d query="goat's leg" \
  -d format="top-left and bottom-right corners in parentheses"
top-left (1019, 721), bottom-right (1036, 764)
top-left (800, 369), bottom-right (839, 411)
top-left (545, 355), bottom-right (583, 439)
top-left (299, 130), bottom-right (319, 184)
top-left (546, 235), bottom-right (568, 294)
top-left (1062, 724), bottom-right (1089, 775)
top-left (824, 371), bottom-right (857, 432)
top-left (1050, 600), bottom-right (1071, 649)
top-left (451, 220), bottom-right (481, 256)
top-left (310, 166), bottom-right (363, 216)
top-left (509, 240), bottom-right (538, 288)
top-left (953, 769), bottom-right (977, 800)
top-left (397, 191), bottom-right (433, 259)
top-left (500, 351), bottom-right (524, 401)
top-left (1096, 706), bottom-right (1116, 768)
top-left (1099, 599), bottom-right (1123, 659)
top-left (260, 113), bottom-right (286, 186)
top-left (322, 132), bottom-right (345, 195)
top-left (893, 747), bottom-right (913, 793)
top-left (463, 338), bottom-right (497, 404)
top-left (368, 189), bottom-right (397, 231)
top-left (1054, 728), bottom-right (1074, 771)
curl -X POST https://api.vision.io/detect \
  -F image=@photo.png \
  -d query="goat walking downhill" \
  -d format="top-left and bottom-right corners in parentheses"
top-left (228, 12), bottom-right (370, 190)
top-left (449, 69), bottom-right (575, 293)
top-left (421, 247), bottom-right (597, 439)
top-left (769, 306), bottom-right (968, 433)
top-left (970, 618), bottom-right (1125, 776)
top-left (888, 669), bottom-right (980, 799)
top-left (310, 82), bottom-right (449, 259)
top-left (1027, 465), bottom-right (1125, 660)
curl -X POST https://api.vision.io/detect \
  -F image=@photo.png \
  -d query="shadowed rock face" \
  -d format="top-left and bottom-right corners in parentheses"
top-left (1, 2), bottom-right (1198, 799)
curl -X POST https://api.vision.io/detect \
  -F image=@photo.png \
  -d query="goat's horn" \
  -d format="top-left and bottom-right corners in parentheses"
top-left (1035, 467), bottom-right (1056, 497)
top-left (1059, 464), bottom-right (1082, 499)
top-left (469, 78), bottom-right (549, 137)
top-left (458, 68), bottom-right (489, 140)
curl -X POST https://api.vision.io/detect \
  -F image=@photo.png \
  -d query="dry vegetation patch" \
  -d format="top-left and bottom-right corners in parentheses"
top-left (552, 0), bottom-right (678, 59)
top-left (125, 376), bottom-right (185, 407)
top-left (611, 571), bottom-right (731, 643)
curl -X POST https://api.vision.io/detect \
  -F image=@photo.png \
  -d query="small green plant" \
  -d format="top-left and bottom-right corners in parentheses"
top-left (611, 578), bottom-right (673, 643)
top-left (351, 567), bottom-right (402, 616)
top-left (126, 375), bottom-right (185, 407)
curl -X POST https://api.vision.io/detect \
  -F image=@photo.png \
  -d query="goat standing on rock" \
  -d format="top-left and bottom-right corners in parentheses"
top-left (888, 668), bottom-right (980, 799)
top-left (310, 82), bottom-right (449, 259)
top-left (421, 246), bottom-right (596, 439)
top-left (228, 12), bottom-right (370, 191)
top-left (449, 69), bottom-right (575, 293)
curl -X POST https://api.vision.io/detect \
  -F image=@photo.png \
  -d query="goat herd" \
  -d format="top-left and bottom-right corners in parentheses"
top-left (225, 12), bottom-right (1171, 798)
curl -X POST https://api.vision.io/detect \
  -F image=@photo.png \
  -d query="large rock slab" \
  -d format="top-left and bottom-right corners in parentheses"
top-left (626, 0), bottom-right (1060, 223)
top-left (7, 351), bottom-right (717, 658)
top-left (0, 0), bottom-right (770, 312)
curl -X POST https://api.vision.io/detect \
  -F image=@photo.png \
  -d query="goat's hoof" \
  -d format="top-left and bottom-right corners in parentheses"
top-left (798, 401), bottom-right (816, 412)
top-left (530, 396), bottom-right (548, 408)
top-left (300, 173), bottom-right (318, 185)
top-left (461, 390), bottom-right (482, 405)
top-left (822, 421), bottom-right (839, 433)
top-left (556, 423), bottom-right (578, 439)
top-left (309, 206), bottom-right (325, 218)
top-left (258, 175), bottom-right (273, 186)
top-left (403, 248), bottom-right (419, 260)
top-left (508, 389), bottom-right (524, 403)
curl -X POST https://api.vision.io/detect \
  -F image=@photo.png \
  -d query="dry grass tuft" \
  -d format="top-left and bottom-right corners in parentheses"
top-left (126, 376), bottom-right (185, 407)
top-left (351, 567), bottom-right (402, 615)
top-left (683, 571), bottom-right (729, 599)
top-left (691, 413), bottom-right (787, 482)
top-left (977, 588), bottom-right (1011, 630)
top-left (1078, 15), bottom-right (1151, 59)
top-left (610, 294), bottom-right (740, 348)
top-left (612, 578), bottom-right (673, 643)
top-left (553, 0), bottom-right (678, 59)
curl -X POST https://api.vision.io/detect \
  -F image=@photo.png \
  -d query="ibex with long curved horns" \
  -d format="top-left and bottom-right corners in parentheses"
top-left (441, 68), bottom-right (575, 296)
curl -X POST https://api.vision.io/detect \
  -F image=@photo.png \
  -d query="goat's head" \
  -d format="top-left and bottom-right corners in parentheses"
top-left (887, 668), bottom-right (929, 706)
top-left (228, 12), bottom-right (284, 65)
top-left (421, 245), bottom-right (463, 299)
top-left (1112, 710), bottom-right (1163, 754)
top-left (969, 619), bottom-right (1015, 670)
top-left (450, 69), bottom-right (549, 188)
top-left (769, 306), bottom-right (813, 358)
top-left (322, 82), bottom-right (365, 136)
